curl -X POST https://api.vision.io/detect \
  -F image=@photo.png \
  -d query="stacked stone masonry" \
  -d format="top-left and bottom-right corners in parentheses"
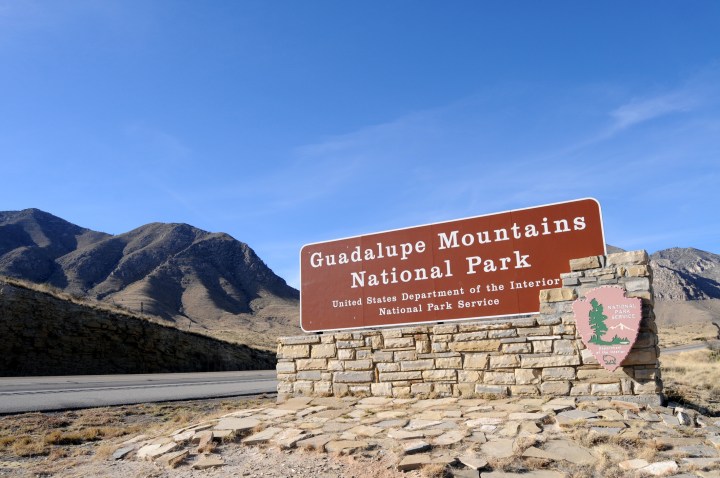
top-left (278, 250), bottom-right (662, 402)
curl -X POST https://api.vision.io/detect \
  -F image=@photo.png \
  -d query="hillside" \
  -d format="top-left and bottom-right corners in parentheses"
top-left (0, 208), bottom-right (300, 350)
top-left (0, 277), bottom-right (275, 375)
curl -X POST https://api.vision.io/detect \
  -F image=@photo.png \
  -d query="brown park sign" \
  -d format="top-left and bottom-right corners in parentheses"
top-left (300, 198), bottom-right (605, 332)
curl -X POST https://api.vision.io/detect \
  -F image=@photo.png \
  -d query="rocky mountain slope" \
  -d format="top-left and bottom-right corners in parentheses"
top-left (0, 208), bottom-right (300, 350)
top-left (0, 277), bottom-right (274, 375)
top-left (650, 247), bottom-right (720, 301)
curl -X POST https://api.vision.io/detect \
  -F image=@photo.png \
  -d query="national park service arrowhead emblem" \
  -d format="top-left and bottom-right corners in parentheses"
top-left (573, 286), bottom-right (642, 371)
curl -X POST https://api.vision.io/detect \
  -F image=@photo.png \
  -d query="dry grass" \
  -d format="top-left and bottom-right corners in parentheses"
top-left (661, 347), bottom-right (720, 415)
top-left (420, 463), bottom-right (451, 478)
top-left (0, 395), bottom-right (275, 468)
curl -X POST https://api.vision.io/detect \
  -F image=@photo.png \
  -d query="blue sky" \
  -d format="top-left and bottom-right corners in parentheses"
top-left (1, 1), bottom-right (719, 288)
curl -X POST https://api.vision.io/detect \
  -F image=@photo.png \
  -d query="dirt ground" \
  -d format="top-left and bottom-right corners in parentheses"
top-left (0, 396), bottom-right (419, 478)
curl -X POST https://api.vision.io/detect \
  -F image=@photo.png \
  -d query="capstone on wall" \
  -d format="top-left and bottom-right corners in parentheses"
top-left (277, 250), bottom-right (662, 403)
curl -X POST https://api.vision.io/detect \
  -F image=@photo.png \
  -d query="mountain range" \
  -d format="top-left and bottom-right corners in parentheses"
top-left (0, 208), bottom-right (300, 350)
top-left (0, 208), bottom-right (718, 351)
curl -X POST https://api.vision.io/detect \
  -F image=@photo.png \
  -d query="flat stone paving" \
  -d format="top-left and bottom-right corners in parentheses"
top-left (120, 396), bottom-right (720, 477)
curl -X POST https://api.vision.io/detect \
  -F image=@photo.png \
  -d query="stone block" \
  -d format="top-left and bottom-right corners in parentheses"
top-left (554, 340), bottom-right (577, 355)
top-left (633, 368), bottom-right (658, 381)
top-left (489, 354), bottom-right (520, 369)
top-left (516, 326), bottom-right (553, 336)
top-left (384, 337), bottom-right (415, 349)
top-left (435, 357), bottom-right (462, 369)
top-left (296, 358), bottom-right (327, 370)
top-left (410, 383), bottom-right (433, 395)
top-left (377, 362), bottom-right (400, 372)
top-left (371, 382), bottom-right (392, 396)
top-left (622, 348), bottom-right (658, 366)
top-left (400, 359), bottom-right (435, 371)
top-left (349, 385), bottom-right (371, 394)
top-left (634, 333), bottom-right (656, 348)
top-left (537, 315), bottom-right (562, 326)
top-left (392, 386), bottom-right (411, 397)
top-left (332, 383), bottom-right (349, 396)
top-left (278, 345), bottom-right (310, 359)
top-left (450, 341), bottom-right (501, 352)
top-left (455, 383), bottom-right (476, 397)
top-left (415, 340), bottom-right (431, 354)
top-left (510, 385), bottom-right (540, 396)
top-left (458, 370), bottom-right (481, 383)
top-left (591, 383), bottom-right (622, 395)
top-left (463, 353), bottom-right (489, 369)
top-left (344, 360), bottom-right (372, 370)
top-left (276, 361), bottom-right (296, 373)
top-left (483, 371), bottom-right (515, 385)
top-left (336, 340), bottom-right (364, 349)
top-left (433, 324), bottom-right (458, 334)
top-left (623, 265), bottom-right (650, 277)
top-left (622, 277), bottom-right (651, 293)
top-left (540, 381), bottom-right (571, 395)
top-left (475, 384), bottom-right (508, 396)
top-left (422, 370), bottom-right (457, 381)
top-left (433, 383), bottom-right (452, 395)
top-left (515, 368), bottom-right (541, 385)
top-left (372, 351), bottom-right (394, 362)
top-left (432, 342), bottom-right (449, 353)
top-left (455, 331), bottom-right (490, 341)
top-left (520, 354), bottom-right (581, 368)
top-left (570, 256), bottom-right (601, 271)
top-left (487, 329), bottom-right (518, 339)
top-left (294, 381), bottom-right (314, 394)
top-left (633, 379), bottom-right (662, 394)
top-left (368, 335), bottom-right (384, 349)
top-left (532, 340), bottom-right (553, 353)
top-left (580, 348), bottom-right (599, 365)
top-left (394, 350), bottom-right (417, 361)
top-left (279, 336), bottom-right (321, 345)
top-left (277, 373), bottom-right (296, 382)
top-left (311, 344), bottom-right (337, 358)
top-left (563, 277), bottom-right (580, 286)
top-left (314, 381), bottom-right (332, 395)
top-left (502, 342), bottom-right (532, 353)
top-left (539, 288), bottom-right (577, 303)
top-left (356, 349), bottom-right (371, 359)
top-left (337, 349), bottom-right (355, 360)
top-left (379, 371), bottom-right (423, 382)
top-left (297, 370), bottom-right (322, 380)
top-left (333, 371), bottom-right (374, 383)
top-left (381, 329), bottom-right (403, 339)
top-left (606, 250), bottom-right (648, 266)
top-left (542, 367), bottom-right (576, 381)
top-left (509, 317), bottom-right (537, 327)
top-left (553, 324), bottom-right (575, 335)
top-left (432, 334), bottom-right (453, 342)
top-left (576, 367), bottom-right (627, 383)
top-left (277, 381), bottom-right (293, 395)
top-left (327, 360), bottom-right (344, 371)
top-left (570, 383), bottom-right (591, 396)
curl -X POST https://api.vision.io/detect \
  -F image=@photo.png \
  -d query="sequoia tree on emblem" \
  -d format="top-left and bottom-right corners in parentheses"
top-left (573, 286), bottom-right (642, 371)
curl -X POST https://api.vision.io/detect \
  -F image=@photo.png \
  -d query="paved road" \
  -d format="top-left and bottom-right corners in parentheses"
top-left (661, 339), bottom-right (720, 355)
top-left (0, 370), bottom-right (277, 414)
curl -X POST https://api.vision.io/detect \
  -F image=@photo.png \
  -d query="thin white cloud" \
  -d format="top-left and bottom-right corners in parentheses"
top-left (610, 92), bottom-right (697, 131)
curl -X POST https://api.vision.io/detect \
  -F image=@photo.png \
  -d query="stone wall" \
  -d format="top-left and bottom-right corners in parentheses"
top-left (0, 280), bottom-right (275, 376)
top-left (277, 250), bottom-right (662, 403)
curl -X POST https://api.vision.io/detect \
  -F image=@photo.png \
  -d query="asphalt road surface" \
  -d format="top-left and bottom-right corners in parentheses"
top-left (661, 339), bottom-right (720, 355)
top-left (0, 370), bottom-right (277, 414)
